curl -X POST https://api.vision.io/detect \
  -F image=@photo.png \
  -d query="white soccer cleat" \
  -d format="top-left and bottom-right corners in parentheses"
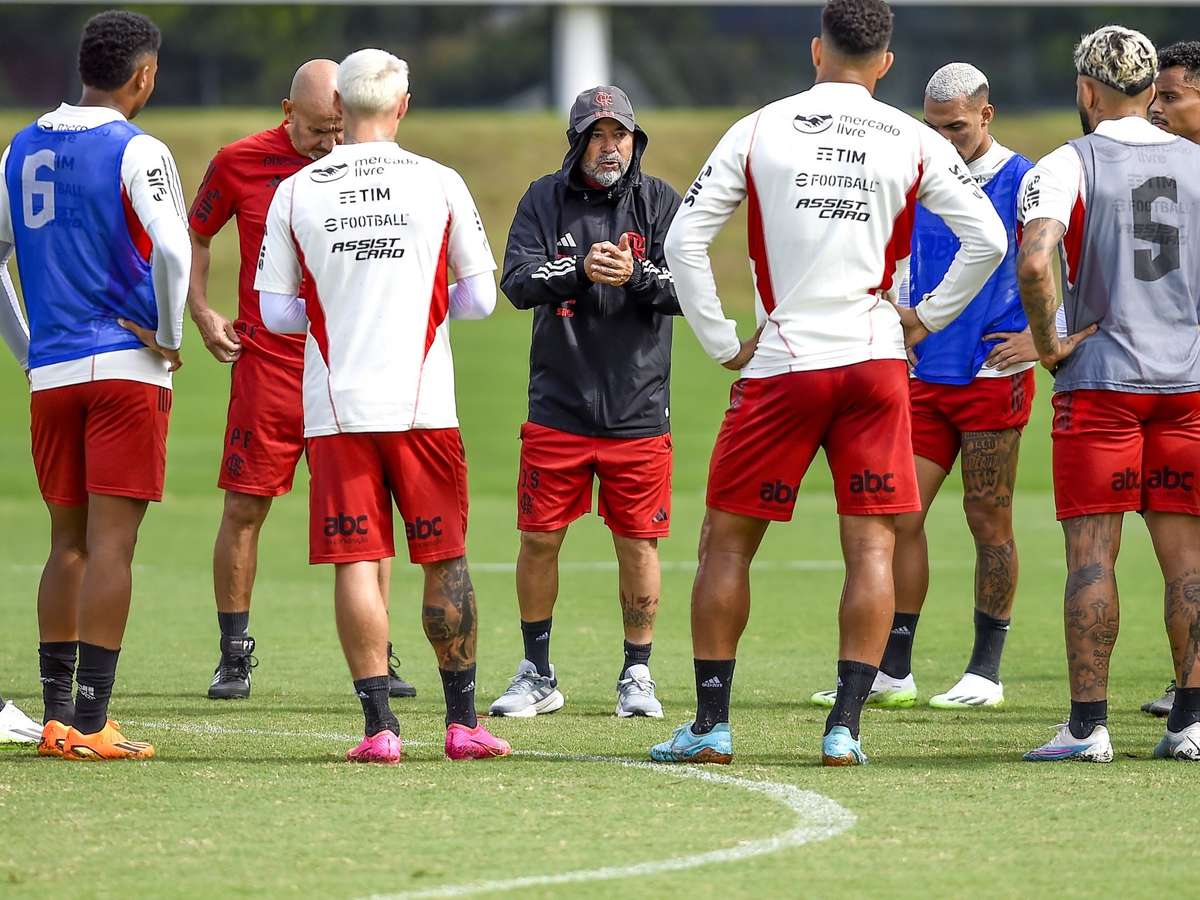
top-left (1024, 723), bottom-right (1114, 763)
top-left (489, 660), bottom-right (565, 718)
top-left (1153, 722), bottom-right (1200, 761)
top-left (809, 670), bottom-right (917, 709)
top-left (616, 664), bottom-right (664, 718)
top-left (929, 672), bottom-right (1005, 709)
top-left (0, 700), bottom-right (43, 743)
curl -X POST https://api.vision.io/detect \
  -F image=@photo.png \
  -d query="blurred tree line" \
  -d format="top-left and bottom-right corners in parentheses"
top-left (2, 3), bottom-right (1198, 110)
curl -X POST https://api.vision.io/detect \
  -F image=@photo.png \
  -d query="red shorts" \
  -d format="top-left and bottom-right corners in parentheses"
top-left (517, 422), bottom-right (673, 538)
top-left (1052, 389), bottom-right (1200, 520)
top-left (706, 360), bottom-right (920, 519)
top-left (217, 348), bottom-right (305, 497)
top-left (30, 379), bottom-right (171, 505)
top-left (910, 369), bottom-right (1036, 471)
top-left (307, 429), bottom-right (468, 564)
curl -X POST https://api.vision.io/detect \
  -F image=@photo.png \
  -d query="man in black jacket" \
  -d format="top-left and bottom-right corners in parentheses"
top-left (490, 86), bottom-right (682, 719)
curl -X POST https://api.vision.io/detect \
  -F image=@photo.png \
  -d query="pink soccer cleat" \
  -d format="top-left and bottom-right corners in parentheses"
top-left (346, 730), bottom-right (402, 764)
top-left (444, 722), bottom-right (511, 760)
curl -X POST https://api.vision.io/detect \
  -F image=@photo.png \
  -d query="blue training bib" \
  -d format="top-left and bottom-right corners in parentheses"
top-left (909, 152), bottom-right (1033, 385)
top-left (4, 119), bottom-right (158, 370)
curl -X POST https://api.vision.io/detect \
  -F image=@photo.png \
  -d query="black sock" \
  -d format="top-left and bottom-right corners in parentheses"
top-left (1167, 686), bottom-right (1200, 732)
top-left (825, 659), bottom-right (878, 740)
top-left (217, 610), bottom-right (250, 639)
top-left (73, 643), bottom-right (119, 734)
top-left (439, 665), bottom-right (478, 728)
top-left (521, 617), bottom-right (553, 677)
top-left (353, 675), bottom-right (399, 737)
top-left (621, 640), bottom-right (652, 680)
top-left (693, 659), bottom-right (735, 734)
top-left (965, 609), bottom-right (1010, 683)
top-left (1069, 699), bottom-right (1108, 739)
top-left (878, 613), bottom-right (919, 679)
top-left (39, 640), bottom-right (77, 726)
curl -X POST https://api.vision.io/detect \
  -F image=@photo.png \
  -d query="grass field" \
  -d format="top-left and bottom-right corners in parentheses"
top-left (0, 107), bottom-right (1194, 899)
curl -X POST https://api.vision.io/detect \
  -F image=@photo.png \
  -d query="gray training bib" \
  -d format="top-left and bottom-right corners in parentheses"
top-left (1055, 132), bottom-right (1200, 394)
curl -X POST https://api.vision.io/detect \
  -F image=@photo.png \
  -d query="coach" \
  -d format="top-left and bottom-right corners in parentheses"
top-left (490, 86), bottom-right (682, 720)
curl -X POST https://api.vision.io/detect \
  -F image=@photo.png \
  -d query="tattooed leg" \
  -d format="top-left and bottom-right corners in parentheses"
top-left (1062, 514), bottom-right (1123, 701)
top-left (613, 535), bottom-right (661, 644)
top-left (961, 429), bottom-right (1022, 620)
top-left (421, 556), bottom-right (478, 672)
top-left (1144, 512), bottom-right (1200, 688)
top-left (333, 560), bottom-right (390, 680)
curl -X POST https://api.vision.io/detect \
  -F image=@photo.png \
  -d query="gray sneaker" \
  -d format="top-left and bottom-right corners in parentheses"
top-left (1141, 681), bottom-right (1176, 717)
top-left (616, 664), bottom-right (664, 718)
top-left (489, 660), bottom-right (564, 717)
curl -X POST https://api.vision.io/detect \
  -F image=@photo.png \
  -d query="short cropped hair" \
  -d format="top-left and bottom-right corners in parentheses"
top-left (821, 0), bottom-right (894, 57)
top-left (1075, 25), bottom-right (1157, 96)
top-left (1159, 41), bottom-right (1200, 82)
top-left (78, 10), bottom-right (161, 91)
top-left (925, 63), bottom-right (989, 104)
top-left (337, 49), bottom-right (409, 116)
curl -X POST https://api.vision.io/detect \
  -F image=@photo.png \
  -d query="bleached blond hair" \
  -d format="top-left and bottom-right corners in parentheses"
top-left (926, 63), bottom-right (989, 104)
top-left (337, 49), bottom-right (409, 115)
top-left (1074, 26), bottom-right (1157, 96)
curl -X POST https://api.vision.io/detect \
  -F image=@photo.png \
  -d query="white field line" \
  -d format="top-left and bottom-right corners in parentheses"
top-left (130, 720), bottom-right (856, 900)
top-left (6, 558), bottom-right (975, 575)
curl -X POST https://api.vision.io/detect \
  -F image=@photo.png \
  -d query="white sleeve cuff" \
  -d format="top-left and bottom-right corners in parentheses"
top-left (260, 291), bottom-right (308, 334)
top-left (448, 271), bottom-right (497, 320)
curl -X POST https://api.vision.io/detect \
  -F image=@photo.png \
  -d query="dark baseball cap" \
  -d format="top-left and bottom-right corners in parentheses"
top-left (570, 85), bottom-right (636, 134)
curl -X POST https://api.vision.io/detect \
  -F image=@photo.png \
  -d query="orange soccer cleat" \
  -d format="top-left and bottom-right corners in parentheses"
top-left (62, 721), bottom-right (155, 761)
top-left (38, 720), bottom-right (70, 758)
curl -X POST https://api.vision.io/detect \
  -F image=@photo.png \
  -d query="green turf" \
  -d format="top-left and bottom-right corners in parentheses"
top-left (0, 108), bottom-right (1192, 899)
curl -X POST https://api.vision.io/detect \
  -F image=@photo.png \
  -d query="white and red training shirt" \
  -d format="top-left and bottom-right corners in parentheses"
top-left (1018, 115), bottom-right (1179, 291)
top-left (255, 141), bottom-right (495, 437)
top-left (665, 81), bottom-right (1007, 377)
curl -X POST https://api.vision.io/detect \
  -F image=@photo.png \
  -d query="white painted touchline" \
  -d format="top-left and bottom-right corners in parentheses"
top-left (130, 720), bottom-right (857, 900)
top-left (469, 558), bottom-right (974, 574)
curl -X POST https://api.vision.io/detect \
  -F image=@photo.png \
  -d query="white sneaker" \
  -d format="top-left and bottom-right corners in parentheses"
top-left (929, 672), bottom-right (1004, 709)
top-left (488, 660), bottom-right (565, 718)
top-left (809, 670), bottom-right (917, 709)
top-left (1024, 723), bottom-right (1114, 762)
top-left (0, 700), bottom-right (43, 743)
top-left (616, 664), bottom-right (663, 718)
top-left (1153, 722), bottom-right (1200, 761)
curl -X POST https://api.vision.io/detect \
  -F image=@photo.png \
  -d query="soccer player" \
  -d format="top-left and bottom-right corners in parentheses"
top-left (256, 49), bottom-right (509, 763)
top-left (1140, 40), bottom-right (1200, 718)
top-left (1021, 26), bottom-right (1200, 763)
top-left (188, 59), bottom-right (414, 701)
top-left (810, 63), bottom-right (1047, 711)
top-left (651, 0), bottom-right (1006, 767)
top-left (0, 10), bottom-right (189, 760)
top-left (490, 86), bottom-right (681, 719)
top-left (0, 691), bottom-right (42, 743)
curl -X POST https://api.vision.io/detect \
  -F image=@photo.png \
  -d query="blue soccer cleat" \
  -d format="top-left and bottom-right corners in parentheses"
top-left (822, 725), bottom-right (868, 766)
top-left (649, 722), bottom-right (732, 764)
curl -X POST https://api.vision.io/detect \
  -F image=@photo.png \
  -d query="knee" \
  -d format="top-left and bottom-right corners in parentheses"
top-left (520, 529), bottom-right (565, 562)
top-left (893, 511), bottom-right (926, 544)
top-left (963, 499), bottom-right (1012, 546)
top-left (615, 536), bottom-right (658, 567)
top-left (223, 492), bottom-right (272, 532)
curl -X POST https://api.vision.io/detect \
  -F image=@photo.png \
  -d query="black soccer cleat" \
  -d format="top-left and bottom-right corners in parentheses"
top-left (1141, 681), bottom-right (1175, 717)
top-left (388, 642), bottom-right (416, 698)
top-left (208, 635), bottom-right (258, 700)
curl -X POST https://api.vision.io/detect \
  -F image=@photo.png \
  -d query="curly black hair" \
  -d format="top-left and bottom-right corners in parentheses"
top-left (78, 10), bottom-right (161, 91)
top-left (822, 0), bottom-right (894, 57)
top-left (1159, 41), bottom-right (1200, 81)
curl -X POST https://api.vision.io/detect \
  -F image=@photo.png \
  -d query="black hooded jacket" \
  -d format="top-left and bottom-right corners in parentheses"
top-left (501, 123), bottom-right (682, 438)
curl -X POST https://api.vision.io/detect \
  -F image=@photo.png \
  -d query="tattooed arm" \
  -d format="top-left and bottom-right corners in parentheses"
top-left (1017, 218), bottom-right (1097, 372)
